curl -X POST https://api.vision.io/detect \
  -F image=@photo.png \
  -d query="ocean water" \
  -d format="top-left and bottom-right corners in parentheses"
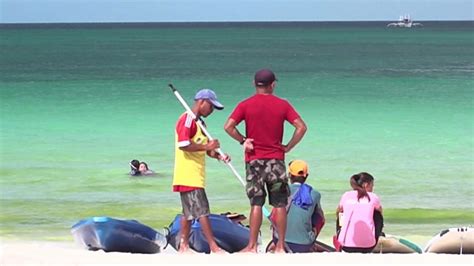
top-left (0, 22), bottom-right (473, 243)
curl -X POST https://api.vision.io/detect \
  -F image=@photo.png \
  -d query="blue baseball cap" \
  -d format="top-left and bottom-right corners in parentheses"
top-left (194, 89), bottom-right (224, 110)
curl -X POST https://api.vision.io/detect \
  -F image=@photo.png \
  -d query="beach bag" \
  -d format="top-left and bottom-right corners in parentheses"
top-left (167, 213), bottom-right (250, 253)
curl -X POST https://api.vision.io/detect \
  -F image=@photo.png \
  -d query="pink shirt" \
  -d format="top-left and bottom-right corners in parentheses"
top-left (337, 191), bottom-right (381, 248)
top-left (229, 94), bottom-right (300, 162)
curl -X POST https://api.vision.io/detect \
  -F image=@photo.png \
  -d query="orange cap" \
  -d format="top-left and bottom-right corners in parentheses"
top-left (288, 160), bottom-right (309, 177)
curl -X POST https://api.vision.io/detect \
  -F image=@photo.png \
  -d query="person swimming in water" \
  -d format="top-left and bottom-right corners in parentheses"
top-left (129, 159), bottom-right (140, 176)
top-left (138, 161), bottom-right (155, 175)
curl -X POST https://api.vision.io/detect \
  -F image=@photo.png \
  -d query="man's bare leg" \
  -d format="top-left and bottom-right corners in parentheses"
top-left (178, 216), bottom-right (192, 253)
top-left (240, 205), bottom-right (262, 253)
top-left (198, 215), bottom-right (224, 253)
top-left (273, 207), bottom-right (287, 253)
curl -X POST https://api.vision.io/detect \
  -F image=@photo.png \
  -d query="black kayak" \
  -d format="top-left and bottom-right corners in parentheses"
top-left (71, 217), bottom-right (167, 254)
top-left (168, 214), bottom-right (250, 253)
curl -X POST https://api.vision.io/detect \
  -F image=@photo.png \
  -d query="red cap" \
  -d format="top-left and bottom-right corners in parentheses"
top-left (254, 69), bottom-right (277, 86)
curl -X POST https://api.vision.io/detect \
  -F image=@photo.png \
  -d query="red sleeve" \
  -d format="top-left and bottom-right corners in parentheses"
top-left (285, 101), bottom-right (300, 123)
top-left (229, 102), bottom-right (245, 125)
top-left (175, 113), bottom-right (197, 147)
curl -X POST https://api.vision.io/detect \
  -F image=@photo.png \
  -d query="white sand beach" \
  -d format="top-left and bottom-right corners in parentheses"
top-left (1, 241), bottom-right (472, 266)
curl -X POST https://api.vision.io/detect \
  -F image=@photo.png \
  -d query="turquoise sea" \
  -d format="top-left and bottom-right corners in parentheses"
top-left (1, 22), bottom-right (473, 244)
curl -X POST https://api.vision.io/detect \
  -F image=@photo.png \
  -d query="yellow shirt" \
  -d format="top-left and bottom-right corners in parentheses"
top-left (172, 113), bottom-right (207, 188)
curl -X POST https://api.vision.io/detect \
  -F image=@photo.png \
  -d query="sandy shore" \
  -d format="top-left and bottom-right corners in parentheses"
top-left (1, 241), bottom-right (472, 265)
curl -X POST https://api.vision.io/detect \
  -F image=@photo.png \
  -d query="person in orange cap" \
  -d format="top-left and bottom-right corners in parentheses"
top-left (268, 160), bottom-right (325, 253)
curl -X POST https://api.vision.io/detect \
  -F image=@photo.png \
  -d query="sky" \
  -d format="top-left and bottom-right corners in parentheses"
top-left (1, 0), bottom-right (473, 23)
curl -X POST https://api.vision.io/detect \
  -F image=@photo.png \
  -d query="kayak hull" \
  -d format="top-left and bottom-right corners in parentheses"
top-left (71, 217), bottom-right (162, 254)
top-left (372, 235), bottom-right (422, 253)
top-left (425, 227), bottom-right (474, 254)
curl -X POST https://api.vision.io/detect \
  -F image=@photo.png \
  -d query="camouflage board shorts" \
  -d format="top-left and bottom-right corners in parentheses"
top-left (180, 188), bottom-right (210, 220)
top-left (245, 159), bottom-right (289, 207)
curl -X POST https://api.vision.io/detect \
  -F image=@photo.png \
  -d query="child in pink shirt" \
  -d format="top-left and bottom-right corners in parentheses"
top-left (336, 172), bottom-right (383, 253)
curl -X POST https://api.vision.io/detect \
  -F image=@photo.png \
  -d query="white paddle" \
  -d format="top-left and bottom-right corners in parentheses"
top-left (169, 84), bottom-right (245, 182)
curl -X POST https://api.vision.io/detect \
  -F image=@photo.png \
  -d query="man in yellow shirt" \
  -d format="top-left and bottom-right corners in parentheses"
top-left (172, 89), bottom-right (229, 253)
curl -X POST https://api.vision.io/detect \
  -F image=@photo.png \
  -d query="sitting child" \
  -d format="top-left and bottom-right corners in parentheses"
top-left (335, 172), bottom-right (383, 253)
top-left (268, 160), bottom-right (325, 253)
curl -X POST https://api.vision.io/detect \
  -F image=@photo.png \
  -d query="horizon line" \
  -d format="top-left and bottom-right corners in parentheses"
top-left (1, 19), bottom-right (473, 25)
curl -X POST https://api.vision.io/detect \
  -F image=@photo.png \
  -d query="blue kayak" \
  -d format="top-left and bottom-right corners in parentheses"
top-left (71, 217), bottom-right (166, 254)
top-left (168, 214), bottom-right (250, 253)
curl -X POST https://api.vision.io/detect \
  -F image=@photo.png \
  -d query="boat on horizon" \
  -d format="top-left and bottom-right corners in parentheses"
top-left (387, 15), bottom-right (423, 28)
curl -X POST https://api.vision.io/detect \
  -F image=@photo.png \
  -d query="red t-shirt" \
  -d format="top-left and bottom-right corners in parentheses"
top-left (229, 94), bottom-right (300, 162)
top-left (172, 113), bottom-right (201, 193)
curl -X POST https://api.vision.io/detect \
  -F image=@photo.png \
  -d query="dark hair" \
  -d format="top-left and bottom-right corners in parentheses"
top-left (130, 160), bottom-right (140, 176)
top-left (140, 162), bottom-right (149, 171)
top-left (130, 160), bottom-right (140, 170)
top-left (350, 172), bottom-right (374, 201)
top-left (290, 175), bottom-right (307, 184)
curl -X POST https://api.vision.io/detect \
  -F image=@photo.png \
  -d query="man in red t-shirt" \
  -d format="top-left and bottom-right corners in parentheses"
top-left (224, 69), bottom-right (307, 253)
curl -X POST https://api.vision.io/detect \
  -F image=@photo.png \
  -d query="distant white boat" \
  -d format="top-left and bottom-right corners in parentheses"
top-left (387, 15), bottom-right (423, 28)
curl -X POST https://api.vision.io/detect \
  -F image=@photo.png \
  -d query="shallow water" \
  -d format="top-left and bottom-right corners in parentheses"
top-left (1, 22), bottom-right (473, 241)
